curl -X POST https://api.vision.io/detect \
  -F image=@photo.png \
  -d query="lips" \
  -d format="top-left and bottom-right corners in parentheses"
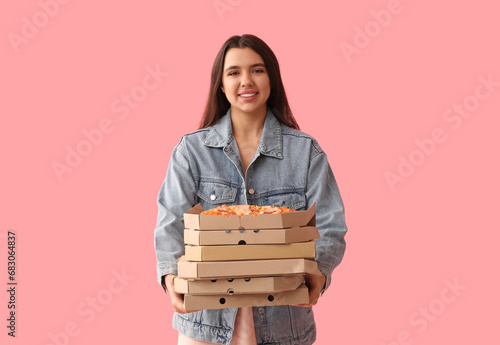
top-left (239, 90), bottom-right (258, 98)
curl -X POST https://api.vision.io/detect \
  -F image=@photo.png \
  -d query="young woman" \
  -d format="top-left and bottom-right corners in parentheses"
top-left (154, 34), bottom-right (347, 345)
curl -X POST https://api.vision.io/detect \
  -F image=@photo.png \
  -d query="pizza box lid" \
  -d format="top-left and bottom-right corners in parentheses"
top-left (184, 226), bottom-right (320, 246)
top-left (184, 203), bottom-right (316, 230)
top-left (177, 256), bottom-right (321, 279)
top-left (183, 284), bottom-right (309, 312)
top-left (174, 274), bottom-right (305, 295)
top-left (184, 241), bottom-right (316, 262)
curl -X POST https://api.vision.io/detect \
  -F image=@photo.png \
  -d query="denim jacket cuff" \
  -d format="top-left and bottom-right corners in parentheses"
top-left (316, 261), bottom-right (334, 293)
top-left (157, 261), bottom-right (178, 291)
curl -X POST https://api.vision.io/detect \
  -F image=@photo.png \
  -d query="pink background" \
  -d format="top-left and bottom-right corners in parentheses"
top-left (1, 0), bottom-right (499, 344)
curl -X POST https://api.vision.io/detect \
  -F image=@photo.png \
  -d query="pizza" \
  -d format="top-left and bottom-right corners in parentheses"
top-left (201, 204), bottom-right (296, 217)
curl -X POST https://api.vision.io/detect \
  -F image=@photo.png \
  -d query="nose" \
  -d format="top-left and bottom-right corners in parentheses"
top-left (240, 71), bottom-right (254, 87)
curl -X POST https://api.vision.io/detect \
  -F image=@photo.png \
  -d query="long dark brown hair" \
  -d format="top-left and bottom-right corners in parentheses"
top-left (199, 34), bottom-right (300, 130)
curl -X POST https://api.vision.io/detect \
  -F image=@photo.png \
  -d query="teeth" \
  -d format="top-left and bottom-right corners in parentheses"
top-left (240, 93), bottom-right (257, 97)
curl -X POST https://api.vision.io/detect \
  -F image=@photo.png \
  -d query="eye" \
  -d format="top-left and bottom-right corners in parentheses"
top-left (228, 71), bottom-right (239, 76)
top-left (253, 69), bottom-right (265, 74)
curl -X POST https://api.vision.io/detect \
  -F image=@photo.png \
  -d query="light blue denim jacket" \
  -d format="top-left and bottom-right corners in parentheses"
top-left (154, 108), bottom-right (347, 345)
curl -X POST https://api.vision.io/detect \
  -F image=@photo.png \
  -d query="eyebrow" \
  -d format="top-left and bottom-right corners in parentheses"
top-left (224, 63), bottom-right (266, 72)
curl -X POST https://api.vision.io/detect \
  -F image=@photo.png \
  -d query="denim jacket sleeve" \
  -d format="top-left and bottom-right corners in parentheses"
top-left (154, 137), bottom-right (196, 290)
top-left (306, 146), bottom-right (347, 292)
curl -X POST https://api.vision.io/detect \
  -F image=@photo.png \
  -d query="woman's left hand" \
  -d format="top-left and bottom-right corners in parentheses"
top-left (292, 272), bottom-right (326, 307)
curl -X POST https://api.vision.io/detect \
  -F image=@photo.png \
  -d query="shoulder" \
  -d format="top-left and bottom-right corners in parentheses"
top-left (173, 128), bottom-right (211, 154)
top-left (280, 125), bottom-right (324, 157)
top-left (180, 127), bottom-right (212, 143)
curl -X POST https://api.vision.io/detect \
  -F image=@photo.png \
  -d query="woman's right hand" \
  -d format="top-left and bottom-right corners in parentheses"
top-left (165, 274), bottom-right (197, 314)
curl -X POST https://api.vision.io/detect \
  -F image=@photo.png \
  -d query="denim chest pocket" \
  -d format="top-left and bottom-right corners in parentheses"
top-left (197, 181), bottom-right (237, 209)
top-left (260, 188), bottom-right (307, 210)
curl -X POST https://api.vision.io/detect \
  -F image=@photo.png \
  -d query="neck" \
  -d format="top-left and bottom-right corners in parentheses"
top-left (230, 106), bottom-right (267, 139)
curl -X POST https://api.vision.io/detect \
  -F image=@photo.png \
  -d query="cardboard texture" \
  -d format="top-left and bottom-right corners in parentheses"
top-left (184, 203), bottom-right (316, 230)
top-left (183, 226), bottom-right (320, 246)
top-left (177, 257), bottom-right (319, 279)
top-left (177, 204), bottom-right (320, 311)
top-left (174, 275), bottom-right (305, 295)
top-left (183, 284), bottom-right (309, 311)
top-left (184, 241), bottom-right (316, 262)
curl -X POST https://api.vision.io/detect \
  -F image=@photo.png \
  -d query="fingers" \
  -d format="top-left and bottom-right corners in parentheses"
top-left (165, 274), bottom-right (177, 292)
top-left (292, 273), bottom-right (327, 307)
top-left (290, 303), bottom-right (312, 308)
top-left (308, 273), bottom-right (326, 305)
top-left (165, 274), bottom-right (195, 314)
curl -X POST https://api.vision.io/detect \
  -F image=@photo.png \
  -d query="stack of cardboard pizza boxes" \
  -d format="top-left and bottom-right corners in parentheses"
top-left (175, 203), bottom-right (322, 312)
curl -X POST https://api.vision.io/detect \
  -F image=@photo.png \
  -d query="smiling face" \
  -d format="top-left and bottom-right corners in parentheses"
top-left (221, 47), bottom-right (271, 118)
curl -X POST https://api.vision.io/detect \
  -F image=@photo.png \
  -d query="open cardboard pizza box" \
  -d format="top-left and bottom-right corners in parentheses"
top-left (177, 257), bottom-right (321, 279)
top-left (182, 284), bottom-right (309, 312)
top-left (183, 203), bottom-right (316, 230)
top-left (184, 241), bottom-right (316, 262)
top-left (183, 226), bottom-right (320, 246)
top-left (174, 274), bottom-right (305, 295)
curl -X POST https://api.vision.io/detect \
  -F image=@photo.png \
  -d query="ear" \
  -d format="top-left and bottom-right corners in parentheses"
top-left (221, 85), bottom-right (225, 93)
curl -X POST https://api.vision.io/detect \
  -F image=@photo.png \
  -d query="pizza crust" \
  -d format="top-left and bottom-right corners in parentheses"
top-left (201, 204), bottom-right (296, 217)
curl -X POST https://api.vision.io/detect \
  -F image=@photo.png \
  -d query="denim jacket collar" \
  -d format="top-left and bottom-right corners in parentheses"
top-left (202, 107), bottom-right (283, 159)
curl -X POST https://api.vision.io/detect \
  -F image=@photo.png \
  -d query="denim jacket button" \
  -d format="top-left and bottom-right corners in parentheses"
top-left (248, 188), bottom-right (255, 195)
top-left (210, 194), bottom-right (217, 201)
top-left (258, 307), bottom-right (265, 314)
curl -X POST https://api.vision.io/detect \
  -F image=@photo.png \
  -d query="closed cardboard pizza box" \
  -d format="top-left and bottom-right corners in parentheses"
top-left (183, 203), bottom-right (316, 230)
top-left (184, 241), bottom-right (316, 262)
top-left (177, 257), bottom-right (320, 279)
top-left (174, 275), bottom-right (305, 295)
top-left (183, 226), bottom-right (320, 246)
top-left (183, 284), bottom-right (309, 312)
